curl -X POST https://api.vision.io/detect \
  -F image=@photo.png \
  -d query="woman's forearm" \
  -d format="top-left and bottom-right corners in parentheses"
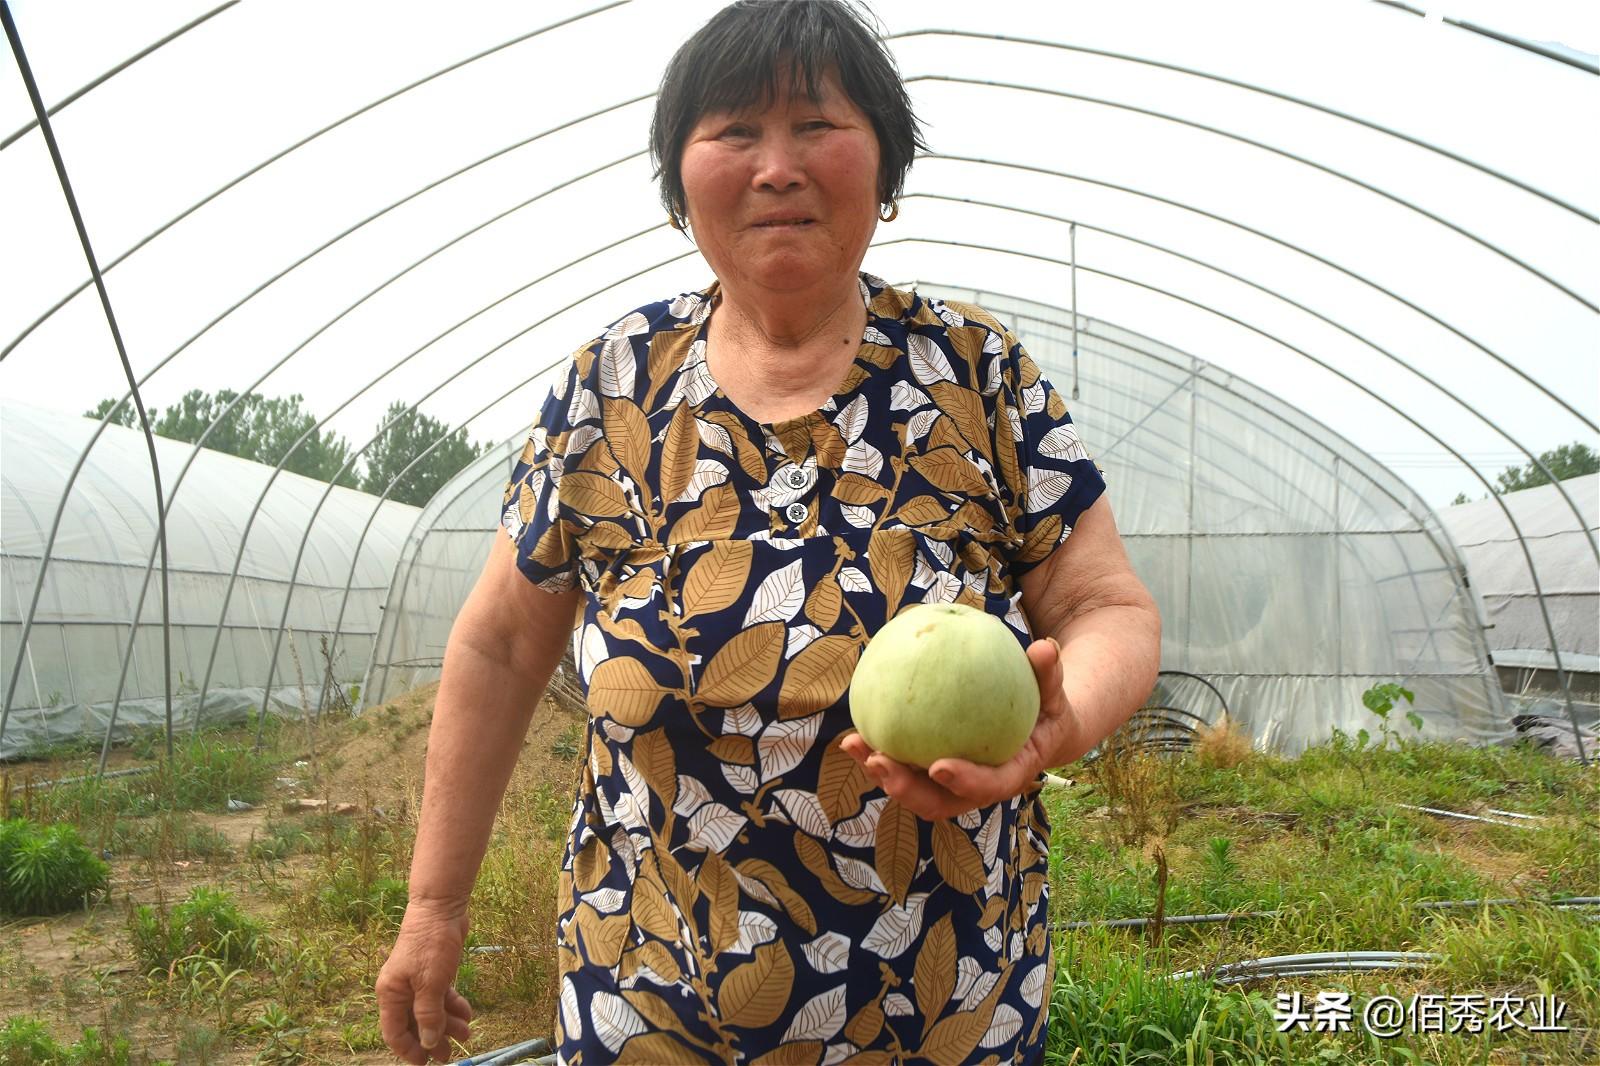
top-left (406, 633), bottom-right (549, 909)
top-left (405, 542), bottom-right (579, 910)
top-left (1042, 600), bottom-right (1162, 769)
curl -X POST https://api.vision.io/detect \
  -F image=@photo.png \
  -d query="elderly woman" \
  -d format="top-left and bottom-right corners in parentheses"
top-left (378, 2), bottom-right (1161, 1063)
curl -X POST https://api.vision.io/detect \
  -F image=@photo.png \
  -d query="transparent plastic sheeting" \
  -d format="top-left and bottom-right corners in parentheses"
top-left (0, 400), bottom-right (420, 758)
top-left (362, 437), bottom-right (524, 709)
top-left (10, 1), bottom-right (1585, 759)
top-left (367, 286), bottom-right (1508, 756)
top-left (1439, 474), bottom-right (1599, 674)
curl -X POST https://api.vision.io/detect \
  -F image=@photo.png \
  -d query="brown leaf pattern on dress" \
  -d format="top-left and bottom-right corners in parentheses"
top-left (499, 278), bottom-right (1106, 1063)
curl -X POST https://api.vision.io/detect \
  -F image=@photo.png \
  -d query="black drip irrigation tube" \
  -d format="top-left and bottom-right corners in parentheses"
top-left (12, 764), bottom-right (157, 790)
top-left (448, 895), bottom-right (1600, 1061)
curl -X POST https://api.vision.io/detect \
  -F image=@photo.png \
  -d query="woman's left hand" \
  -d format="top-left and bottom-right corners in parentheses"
top-left (840, 636), bottom-right (1075, 821)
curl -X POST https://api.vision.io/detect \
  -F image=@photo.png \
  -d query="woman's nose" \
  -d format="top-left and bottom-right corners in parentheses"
top-left (751, 133), bottom-right (806, 191)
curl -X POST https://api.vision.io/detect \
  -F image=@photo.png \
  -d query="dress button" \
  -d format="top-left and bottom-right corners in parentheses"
top-left (785, 502), bottom-right (809, 524)
top-left (786, 468), bottom-right (808, 489)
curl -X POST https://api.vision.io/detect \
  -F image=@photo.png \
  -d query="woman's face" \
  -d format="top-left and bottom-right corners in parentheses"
top-left (679, 70), bottom-right (882, 300)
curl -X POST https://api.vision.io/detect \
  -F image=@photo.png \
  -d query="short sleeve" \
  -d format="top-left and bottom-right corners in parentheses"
top-left (997, 337), bottom-right (1106, 576)
top-left (500, 360), bottom-right (585, 592)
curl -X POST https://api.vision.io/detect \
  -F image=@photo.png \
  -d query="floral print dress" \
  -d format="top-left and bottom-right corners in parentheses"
top-left (501, 275), bottom-right (1104, 1065)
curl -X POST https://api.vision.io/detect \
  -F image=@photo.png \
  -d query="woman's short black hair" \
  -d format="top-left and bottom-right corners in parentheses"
top-left (650, 0), bottom-right (926, 227)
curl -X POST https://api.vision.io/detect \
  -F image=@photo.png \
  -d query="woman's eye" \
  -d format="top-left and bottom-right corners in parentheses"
top-left (721, 124), bottom-right (754, 139)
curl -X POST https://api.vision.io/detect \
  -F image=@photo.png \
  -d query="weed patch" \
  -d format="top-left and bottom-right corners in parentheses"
top-left (0, 818), bottom-right (109, 916)
top-left (129, 885), bottom-right (263, 974)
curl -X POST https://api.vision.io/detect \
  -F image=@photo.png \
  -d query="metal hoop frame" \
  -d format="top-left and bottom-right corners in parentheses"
top-left (2, 7), bottom-right (1592, 766)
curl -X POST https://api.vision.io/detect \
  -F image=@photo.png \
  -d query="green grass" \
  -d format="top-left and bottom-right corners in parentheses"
top-left (3, 702), bottom-right (1595, 1062)
top-left (0, 1016), bottom-right (133, 1065)
top-left (5, 724), bottom-right (282, 827)
top-left (1038, 734), bottom-right (1599, 1064)
top-left (1045, 938), bottom-right (1295, 1064)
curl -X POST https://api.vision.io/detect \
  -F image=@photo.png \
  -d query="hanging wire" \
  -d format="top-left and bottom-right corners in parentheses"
top-left (1069, 221), bottom-right (1080, 402)
top-left (0, 0), bottom-right (174, 766)
top-left (923, 152), bottom-right (1597, 438)
top-left (888, 28), bottom-right (1598, 222)
top-left (901, 189), bottom-right (1598, 560)
top-left (0, 0), bottom-right (631, 363)
top-left (905, 76), bottom-right (1597, 313)
top-left (879, 236), bottom-right (1587, 761)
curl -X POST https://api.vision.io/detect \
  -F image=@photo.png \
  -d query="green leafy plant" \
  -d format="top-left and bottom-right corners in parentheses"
top-left (1361, 682), bottom-right (1421, 749)
top-left (251, 1002), bottom-right (309, 1065)
top-left (0, 1017), bottom-right (58, 1063)
top-left (0, 1017), bottom-right (132, 1066)
top-left (0, 818), bottom-right (110, 916)
top-left (129, 885), bottom-right (263, 974)
top-left (1203, 836), bottom-right (1236, 884)
top-left (249, 820), bottom-right (312, 863)
top-left (549, 723), bottom-right (583, 760)
top-left (173, 1022), bottom-right (227, 1065)
top-left (314, 864), bottom-right (408, 929)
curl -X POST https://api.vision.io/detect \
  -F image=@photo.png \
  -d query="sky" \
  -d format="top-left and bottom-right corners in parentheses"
top-left (1, 0), bottom-right (1596, 512)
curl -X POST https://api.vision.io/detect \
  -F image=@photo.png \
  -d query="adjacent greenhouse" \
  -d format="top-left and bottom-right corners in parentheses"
top-left (3, 1), bottom-right (1595, 761)
top-left (0, 400), bottom-right (420, 758)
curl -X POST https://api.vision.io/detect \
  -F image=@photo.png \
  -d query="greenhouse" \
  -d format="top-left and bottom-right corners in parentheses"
top-left (6, 1), bottom-right (1593, 764)
top-left (0, 399), bottom-right (421, 758)
top-left (3, 2), bottom-right (1597, 1062)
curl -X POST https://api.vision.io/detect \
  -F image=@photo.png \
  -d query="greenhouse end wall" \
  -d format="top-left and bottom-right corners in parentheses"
top-left (365, 285), bottom-right (1509, 755)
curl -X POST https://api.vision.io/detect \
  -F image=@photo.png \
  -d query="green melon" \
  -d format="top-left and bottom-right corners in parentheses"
top-left (848, 602), bottom-right (1040, 768)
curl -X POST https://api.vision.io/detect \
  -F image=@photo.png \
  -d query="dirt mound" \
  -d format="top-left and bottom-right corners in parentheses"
top-left (320, 681), bottom-right (588, 813)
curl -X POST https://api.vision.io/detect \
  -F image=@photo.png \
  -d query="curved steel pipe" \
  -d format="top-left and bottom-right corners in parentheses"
top-left (921, 153), bottom-right (1597, 439)
top-left (881, 235), bottom-right (1582, 760)
top-left (13, 124), bottom-right (1588, 734)
top-left (904, 75), bottom-right (1597, 313)
top-left (0, 0), bottom-right (630, 362)
top-left (0, 1), bottom-right (240, 152)
top-left (902, 190), bottom-right (1598, 562)
top-left (189, 234), bottom-right (694, 744)
top-left (927, 291), bottom-right (1478, 698)
top-left (351, 273), bottom-right (1463, 735)
top-left (0, 129), bottom-right (651, 732)
top-left (2, 146), bottom-right (647, 740)
top-left (342, 319), bottom-right (1361, 712)
top-left (889, 28), bottom-right (1596, 222)
top-left (1372, 0), bottom-right (1600, 74)
top-left (183, 219), bottom-right (675, 721)
top-left (2, 4), bottom-right (174, 765)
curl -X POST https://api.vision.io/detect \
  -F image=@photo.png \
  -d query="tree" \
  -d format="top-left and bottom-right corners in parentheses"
top-left (360, 402), bottom-right (485, 506)
top-left (1494, 442), bottom-right (1599, 495)
top-left (85, 396), bottom-right (149, 428)
top-left (84, 390), bottom-right (357, 487)
top-left (1450, 492), bottom-right (1470, 506)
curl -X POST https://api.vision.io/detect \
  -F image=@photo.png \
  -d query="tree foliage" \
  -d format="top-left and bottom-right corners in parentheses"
top-left (360, 401), bottom-right (486, 506)
top-left (86, 393), bottom-right (484, 501)
top-left (1494, 442), bottom-right (1599, 495)
top-left (86, 396), bottom-right (142, 428)
top-left (86, 391), bottom-right (357, 487)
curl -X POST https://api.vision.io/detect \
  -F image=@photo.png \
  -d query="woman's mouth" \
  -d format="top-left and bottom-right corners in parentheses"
top-left (754, 219), bottom-right (813, 227)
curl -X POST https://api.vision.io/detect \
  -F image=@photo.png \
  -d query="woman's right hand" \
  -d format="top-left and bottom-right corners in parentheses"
top-left (376, 901), bottom-right (474, 1063)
